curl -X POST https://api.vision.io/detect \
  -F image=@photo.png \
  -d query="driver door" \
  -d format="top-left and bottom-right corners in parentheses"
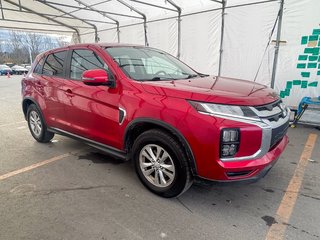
top-left (62, 47), bottom-right (121, 148)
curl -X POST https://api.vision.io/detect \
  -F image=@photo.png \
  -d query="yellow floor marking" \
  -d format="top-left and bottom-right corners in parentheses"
top-left (0, 152), bottom-right (75, 181)
top-left (0, 121), bottom-right (25, 128)
top-left (265, 133), bottom-right (318, 240)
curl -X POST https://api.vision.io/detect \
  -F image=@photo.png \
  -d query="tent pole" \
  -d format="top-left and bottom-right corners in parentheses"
top-left (117, 22), bottom-right (120, 43)
top-left (0, 0), bottom-right (4, 19)
top-left (177, 11), bottom-right (181, 59)
top-left (166, 0), bottom-right (181, 58)
top-left (115, 0), bottom-right (148, 46)
top-left (271, 0), bottom-right (284, 89)
top-left (218, 0), bottom-right (226, 76)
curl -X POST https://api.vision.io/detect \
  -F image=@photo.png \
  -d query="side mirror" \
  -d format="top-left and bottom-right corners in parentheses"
top-left (82, 69), bottom-right (115, 87)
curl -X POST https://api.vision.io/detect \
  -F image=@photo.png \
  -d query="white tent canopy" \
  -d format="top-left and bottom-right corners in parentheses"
top-left (0, 0), bottom-right (319, 107)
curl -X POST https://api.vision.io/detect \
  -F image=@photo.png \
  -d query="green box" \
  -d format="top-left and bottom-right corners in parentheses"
top-left (312, 29), bottom-right (320, 35)
top-left (285, 89), bottom-right (291, 96)
top-left (301, 36), bottom-right (308, 45)
top-left (297, 63), bottom-right (306, 68)
top-left (308, 81), bottom-right (318, 87)
top-left (307, 63), bottom-right (317, 68)
top-left (280, 91), bottom-right (285, 98)
top-left (286, 81), bottom-right (293, 89)
top-left (301, 72), bottom-right (310, 78)
top-left (309, 35), bottom-right (319, 41)
top-left (318, 71), bottom-right (320, 75)
top-left (301, 81), bottom-right (308, 88)
top-left (293, 80), bottom-right (301, 85)
top-left (318, 56), bottom-right (320, 62)
top-left (304, 47), bottom-right (320, 55)
top-left (313, 48), bottom-right (320, 55)
top-left (298, 55), bottom-right (308, 61)
top-left (309, 56), bottom-right (318, 61)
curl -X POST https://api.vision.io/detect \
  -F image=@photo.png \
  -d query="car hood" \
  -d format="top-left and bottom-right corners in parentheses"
top-left (140, 76), bottom-right (279, 106)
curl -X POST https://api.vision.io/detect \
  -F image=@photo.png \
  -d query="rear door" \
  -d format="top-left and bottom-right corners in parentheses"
top-left (34, 50), bottom-right (69, 129)
top-left (62, 47), bottom-right (122, 148)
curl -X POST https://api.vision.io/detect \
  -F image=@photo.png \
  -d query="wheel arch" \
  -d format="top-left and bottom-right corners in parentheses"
top-left (124, 118), bottom-right (198, 176)
top-left (22, 97), bottom-right (47, 125)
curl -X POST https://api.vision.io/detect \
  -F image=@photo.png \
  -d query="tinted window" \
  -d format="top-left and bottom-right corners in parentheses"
top-left (42, 51), bottom-right (67, 77)
top-left (70, 49), bottom-right (109, 80)
top-left (34, 57), bottom-right (45, 74)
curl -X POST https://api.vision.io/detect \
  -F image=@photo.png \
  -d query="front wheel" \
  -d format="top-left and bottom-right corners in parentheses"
top-left (132, 129), bottom-right (193, 198)
top-left (27, 104), bottom-right (54, 143)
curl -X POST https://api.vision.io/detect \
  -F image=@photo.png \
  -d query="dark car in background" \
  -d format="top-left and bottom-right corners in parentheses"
top-left (0, 65), bottom-right (13, 75)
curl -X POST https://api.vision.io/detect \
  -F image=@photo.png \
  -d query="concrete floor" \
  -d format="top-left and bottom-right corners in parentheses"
top-left (0, 75), bottom-right (319, 240)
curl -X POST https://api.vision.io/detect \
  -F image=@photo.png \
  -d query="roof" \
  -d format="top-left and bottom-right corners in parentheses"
top-left (0, 0), bottom-right (274, 41)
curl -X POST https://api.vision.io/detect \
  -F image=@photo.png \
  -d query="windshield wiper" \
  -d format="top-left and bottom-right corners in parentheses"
top-left (143, 76), bottom-right (176, 81)
top-left (198, 73), bottom-right (209, 77)
top-left (185, 74), bottom-right (199, 79)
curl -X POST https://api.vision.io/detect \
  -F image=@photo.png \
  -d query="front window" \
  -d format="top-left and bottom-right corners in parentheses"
top-left (70, 49), bottom-right (110, 80)
top-left (105, 47), bottom-right (200, 81)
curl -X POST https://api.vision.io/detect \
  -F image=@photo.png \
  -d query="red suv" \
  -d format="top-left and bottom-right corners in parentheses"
top-left (22, 44), bottom-right (289, 197)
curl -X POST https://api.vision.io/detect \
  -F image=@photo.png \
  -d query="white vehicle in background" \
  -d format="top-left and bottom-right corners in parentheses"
top-left (11, 65), bottom-right (28, 75)
top-left (25, 65), bottom-right (31, 71)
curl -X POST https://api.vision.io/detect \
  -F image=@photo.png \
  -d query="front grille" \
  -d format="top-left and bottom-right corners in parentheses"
top-left (252, 100), bottom-right (289, 149)
top-left (270, 120), bottom-right (289, 148)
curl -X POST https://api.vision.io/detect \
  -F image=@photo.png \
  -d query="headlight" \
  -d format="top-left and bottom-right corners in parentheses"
top-left (188, 101), bottom-right (259, 121)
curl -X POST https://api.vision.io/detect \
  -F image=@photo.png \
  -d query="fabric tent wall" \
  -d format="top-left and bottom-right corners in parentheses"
top-left (180, 11), bottom-right (221, 75)
top-left (147, 18), bottom-right (177, 57)
top-left (221, 1), bottom-right (280, 86)
top-left (275, 0), bottom-right (320, 107)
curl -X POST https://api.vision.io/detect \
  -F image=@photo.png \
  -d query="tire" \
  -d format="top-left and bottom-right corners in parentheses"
top-left (132, 129), bottom-right (193, 198)
top-left (27, 104), bottom-right (54, 143)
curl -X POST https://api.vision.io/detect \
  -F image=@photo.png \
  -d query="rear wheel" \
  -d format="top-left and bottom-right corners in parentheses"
top-left (27, 104), bottom-right (54, 143)
top-left (132, 129), bottom-right (193, 198)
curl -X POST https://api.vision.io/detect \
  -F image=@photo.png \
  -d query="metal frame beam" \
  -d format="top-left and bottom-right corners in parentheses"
top-left (0, 25), bottom-right (74, 33)
top-left (166, 0), bottom-right (182, 58)
top-left (3, 0), bottom-right (81, 42)
top-left (0, 18), bottom-right (91, 28)
top-left (44, 1), bottom-right (142, 20)
top-left (129, 0), bottom-right (177, 12)
top-left (209, 0), bottom-right (223, 4)
top-left (0, 0), bottom-right (4, 19)
top-left (0, 7), bottom-right (115, 24)
top-left (218, 0), bottom-right (226, 76)
top-left (271, 0), bottom-right (284, 89)
top-left (53, 0), bottom-right (112, 19)
top-left (36, 0), bottom-right (99, 42)
top-left (116, 0), bottom-right (148, 46)
top-left (74, 0), bottom-right (120, 43)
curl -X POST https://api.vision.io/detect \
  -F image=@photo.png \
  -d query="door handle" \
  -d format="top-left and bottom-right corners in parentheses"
top-left (65, 89), bottom-right (74, 97)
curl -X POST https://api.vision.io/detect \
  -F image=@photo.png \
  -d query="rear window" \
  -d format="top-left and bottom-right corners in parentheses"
top-left (42, 51), bottom-right (67, 77)
top-left (33, 57), bottom-right (45, 74)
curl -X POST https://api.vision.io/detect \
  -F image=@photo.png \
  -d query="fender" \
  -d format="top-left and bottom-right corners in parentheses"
top-left (124, 118), bottom-right (198, 176)
top-left (22, 97), bottom-right (48, 126)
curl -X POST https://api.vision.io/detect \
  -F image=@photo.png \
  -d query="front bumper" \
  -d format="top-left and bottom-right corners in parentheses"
top-left (188, 101), bottom-right (290, 182)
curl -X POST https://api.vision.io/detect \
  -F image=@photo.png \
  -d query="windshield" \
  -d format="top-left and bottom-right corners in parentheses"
top-left (105, 47), bottom-right (200, 81)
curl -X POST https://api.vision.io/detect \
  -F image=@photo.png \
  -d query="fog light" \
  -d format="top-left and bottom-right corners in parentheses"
top-left (220, 129), bottom-right (240, 158)
top-left (222, 129), bottom-right (239, 142)
top-left (221, 144), bottom-right (238, 157)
